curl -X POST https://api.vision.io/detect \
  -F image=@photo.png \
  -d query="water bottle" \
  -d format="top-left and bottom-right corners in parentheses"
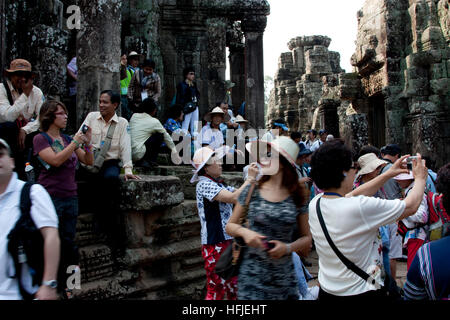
top-left (25, 162), bottom-right (35, 182)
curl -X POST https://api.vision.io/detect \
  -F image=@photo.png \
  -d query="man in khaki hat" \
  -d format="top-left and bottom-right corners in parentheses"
top-left (0, 59), bottom-right (44, 176)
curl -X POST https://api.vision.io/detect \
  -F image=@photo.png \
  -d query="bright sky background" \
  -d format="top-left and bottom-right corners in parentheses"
top-left (264, 0), bottom-right (366, 78)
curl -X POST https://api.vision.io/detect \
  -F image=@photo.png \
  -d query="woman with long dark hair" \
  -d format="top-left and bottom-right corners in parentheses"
top-left (226, 136), bottom-right (312, 300)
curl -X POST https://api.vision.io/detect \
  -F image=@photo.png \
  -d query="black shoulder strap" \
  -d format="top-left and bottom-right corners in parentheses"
top-left (20, 182), bottom-right (34, 219)
top-left (316, 197), bottom-right (377, 286)
top-left (2, 77), bottom-right (14, 105)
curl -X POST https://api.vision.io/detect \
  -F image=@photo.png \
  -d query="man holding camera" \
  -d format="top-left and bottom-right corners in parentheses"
top-left (78, 90), bottom-right (140, 259)
top-left (0, 59), bottom-right (45, 177)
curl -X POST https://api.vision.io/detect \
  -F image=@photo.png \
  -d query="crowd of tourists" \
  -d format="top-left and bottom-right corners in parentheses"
top-left (0, 56), bottom-right (449, 302)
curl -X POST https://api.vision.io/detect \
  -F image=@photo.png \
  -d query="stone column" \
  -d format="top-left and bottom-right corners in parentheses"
top-left (227, 22), bottom-right (245, 111)
top-left (318, 98), bottom-right (340, 138)
top-left (242, 15), bottom-right (267, 129)
top-left (206, 18), bottom-right (227, 111)
top-left (76, 0), bottom-right (122, 128)
top-left (0, 0), bottom-right (6, 71)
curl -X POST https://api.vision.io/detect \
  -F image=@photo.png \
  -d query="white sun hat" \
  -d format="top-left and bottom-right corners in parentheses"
top-left (245, 136), bottom-right (299, 167)
top-left (204, 107), bottom-right (231, 123)
top-left (190, 145), bottom-right (231, 183)
top-left (394, 171), bottom-right (414, 181)
top-left (356, 153), bottom-right (388, 179)
top-left (235, 115), bottom-right (248, 123)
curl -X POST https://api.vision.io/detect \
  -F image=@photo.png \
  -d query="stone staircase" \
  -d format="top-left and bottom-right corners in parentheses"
top-left (71, 164), bottom-right (244, 300)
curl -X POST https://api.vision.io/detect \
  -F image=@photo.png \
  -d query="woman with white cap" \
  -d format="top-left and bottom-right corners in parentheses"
top-left (226, 136), bottom-right (312, 300)
top-left (192, 146), bottom-right (259, 300)
top-left (394, 171), bottom-right (429, 270)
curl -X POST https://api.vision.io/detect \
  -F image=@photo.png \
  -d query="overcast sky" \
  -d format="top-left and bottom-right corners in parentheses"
top-left (263, 0), bottom-right (366, 78)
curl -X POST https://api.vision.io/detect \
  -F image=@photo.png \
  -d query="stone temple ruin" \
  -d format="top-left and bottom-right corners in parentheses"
top-left (1, 0), bottom-right (449, 300)
top-left (267, 0), bottom-right (449, 169)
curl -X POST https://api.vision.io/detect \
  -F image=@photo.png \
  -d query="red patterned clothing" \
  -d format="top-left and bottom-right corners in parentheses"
top-left (201, 240), bottom-right (237, 300)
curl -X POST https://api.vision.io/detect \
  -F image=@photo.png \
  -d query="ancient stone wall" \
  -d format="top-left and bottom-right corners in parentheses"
top-left (267, 35), bottom-right (345, 138)
top-left (73, 167), bottom-right (243, 300)
top-left (341, 0), bottom-right (450, 166)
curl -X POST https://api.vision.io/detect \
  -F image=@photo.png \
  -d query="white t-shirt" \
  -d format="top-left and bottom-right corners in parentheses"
top-left (308, 194), bottom-right (405, 296)
top-left (310, 140), bottom-right (323, 152)
top-left (198, 124), bottom-right (224, 151)
top-left (0, 173), bottom-right (58, 300)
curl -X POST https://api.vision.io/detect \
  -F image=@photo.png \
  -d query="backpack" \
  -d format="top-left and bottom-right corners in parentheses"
top-left (426, 191), bottom-right (450, 241)
top-left (7, 182), bottom-right (44, 300)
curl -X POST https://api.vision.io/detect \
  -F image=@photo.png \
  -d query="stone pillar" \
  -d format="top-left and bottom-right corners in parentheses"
top-left (206, 18), bottom-right (227, 110)
top-left (0, 0), bottom-right (5, 71)
top-left (242, 15), bottom-right (267, 128)
top-left (76, 0), bottom-right (122, 128)
top-left (318, 98), bottom-right (340, 138)
top-left (227, 22), bottom-right (245, 111)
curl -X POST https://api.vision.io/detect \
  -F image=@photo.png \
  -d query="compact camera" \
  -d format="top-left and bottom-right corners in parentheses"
top-left (406, 156), bottom-right (419, 170)
top-left (81, 124), bottom-right (89, 134)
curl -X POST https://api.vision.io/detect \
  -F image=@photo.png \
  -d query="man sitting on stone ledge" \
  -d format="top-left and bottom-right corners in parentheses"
top-left (0, 59), bottom-right (45, 179)
top-left (77, 90), bottom-right (140, 259)
top-left (129, 97), bottom-right (181, 168)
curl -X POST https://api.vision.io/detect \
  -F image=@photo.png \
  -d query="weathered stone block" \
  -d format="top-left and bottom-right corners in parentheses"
top-left (430, 78), bottom-right (449, 95)
top-left (120, 175), bottom-right (184, 211)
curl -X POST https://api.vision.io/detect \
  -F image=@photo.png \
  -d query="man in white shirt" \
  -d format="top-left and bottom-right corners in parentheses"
top-left (305, 129), bottom-right (318, 149)
top-left (129, 98), bottom-right (180, 167)
top-left (78, 90), bottom-right (140, 258)
top-left (310, 129), bottom-right (327, 152)
top-left (0, 138), bottom-right (60, 300)
top-left (0, 59), bottom-right (45, 178)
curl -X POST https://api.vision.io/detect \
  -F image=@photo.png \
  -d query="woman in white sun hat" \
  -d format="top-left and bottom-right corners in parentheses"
top-left (394, 171), bottom-right (429, 270)
top-left (192, 146), bottom-right (259, 300)
top-left (226, 136), bottom-right (312, 300)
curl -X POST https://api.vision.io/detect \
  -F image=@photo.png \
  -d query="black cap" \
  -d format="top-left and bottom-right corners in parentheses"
top-left (319, 129), bottom-right (328, 135)
top-left (381, 144), bottom-right (401, 156)
top-left (307, 129), bottom-right (317, 135)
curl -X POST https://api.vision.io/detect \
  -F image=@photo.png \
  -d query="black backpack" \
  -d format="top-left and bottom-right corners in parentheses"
top-left (7, 182), bottom-right (79, 299)
top-left (7, 182), bottom-right (44, 300)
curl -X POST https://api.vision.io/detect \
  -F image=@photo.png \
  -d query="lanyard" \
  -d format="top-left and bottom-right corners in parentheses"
top-left (323, 192), bottom-right (343, 197)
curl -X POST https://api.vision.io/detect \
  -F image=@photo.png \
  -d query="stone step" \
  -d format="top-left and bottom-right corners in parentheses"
top-left (124, 236), bottom-right (201, 268)
top-left (78, 244), bottom-right (115, 283)
top-left (75, 213), bottom-right (107, 247)
top-left (72, 270), bottom-right (139, 300)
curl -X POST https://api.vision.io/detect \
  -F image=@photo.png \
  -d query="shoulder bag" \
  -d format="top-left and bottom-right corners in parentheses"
top-left (316, 196), bottom-right (401, 300)
top-left (215, 183), bottom-right (256, 280)
top-left (84, 122), bottom-right (117, 173)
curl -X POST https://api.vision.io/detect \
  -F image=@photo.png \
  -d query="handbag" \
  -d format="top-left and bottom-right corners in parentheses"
top-left (214, 183), bottom-right (256, 280)
top-left (183, 102), bottom-right (197, 115)
top-left (316, 196), bottom-right (401, 300)
top-left (83, 122), bottom-right (117, 173)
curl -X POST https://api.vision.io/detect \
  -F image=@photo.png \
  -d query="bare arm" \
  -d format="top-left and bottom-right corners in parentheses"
top-left (35, 227), bottom-right (60, 300)
top-left (38, 132), bottom-right (84, 167)
top-left (347, 155), bottom-right (411, 197)
top-left (289, 214), bottom-right (312, 257)
top-left (213, 163), bottom-right (259, 204)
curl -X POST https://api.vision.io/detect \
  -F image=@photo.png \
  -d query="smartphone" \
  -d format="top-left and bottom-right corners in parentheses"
top-left (261, 239), bottom-right (275, 251)
top-left (81, 124), bottom-right (89, 134)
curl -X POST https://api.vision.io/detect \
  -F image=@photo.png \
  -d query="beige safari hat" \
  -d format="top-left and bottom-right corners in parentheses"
top-left (204, 107), bottom-right (231, 123)
top-left (6, 59), bottom-right (32, 73)
top-left (235, 115), bottom-right (248, 123)
top-left (356, 153), bottom-right (388, 179)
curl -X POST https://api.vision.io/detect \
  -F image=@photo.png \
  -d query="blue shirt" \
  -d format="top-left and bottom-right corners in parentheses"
top-left (403, 236), bottom-right (450, 300)
top-left (426, 169), bottom-right (437, 193)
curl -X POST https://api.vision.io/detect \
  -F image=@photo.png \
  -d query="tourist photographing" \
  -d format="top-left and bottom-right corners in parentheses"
top-left (308, 139), bottom-right (427, 300)
top-left (226, 136), bottom-right (312, 300)
top-left (191, 146), bottom-right (259, 300)
top-left (33, 100), bottom-right (93, 296)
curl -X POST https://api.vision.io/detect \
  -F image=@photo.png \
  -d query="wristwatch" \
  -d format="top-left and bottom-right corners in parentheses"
top-left (42, 280), bottom-right (58, 289)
